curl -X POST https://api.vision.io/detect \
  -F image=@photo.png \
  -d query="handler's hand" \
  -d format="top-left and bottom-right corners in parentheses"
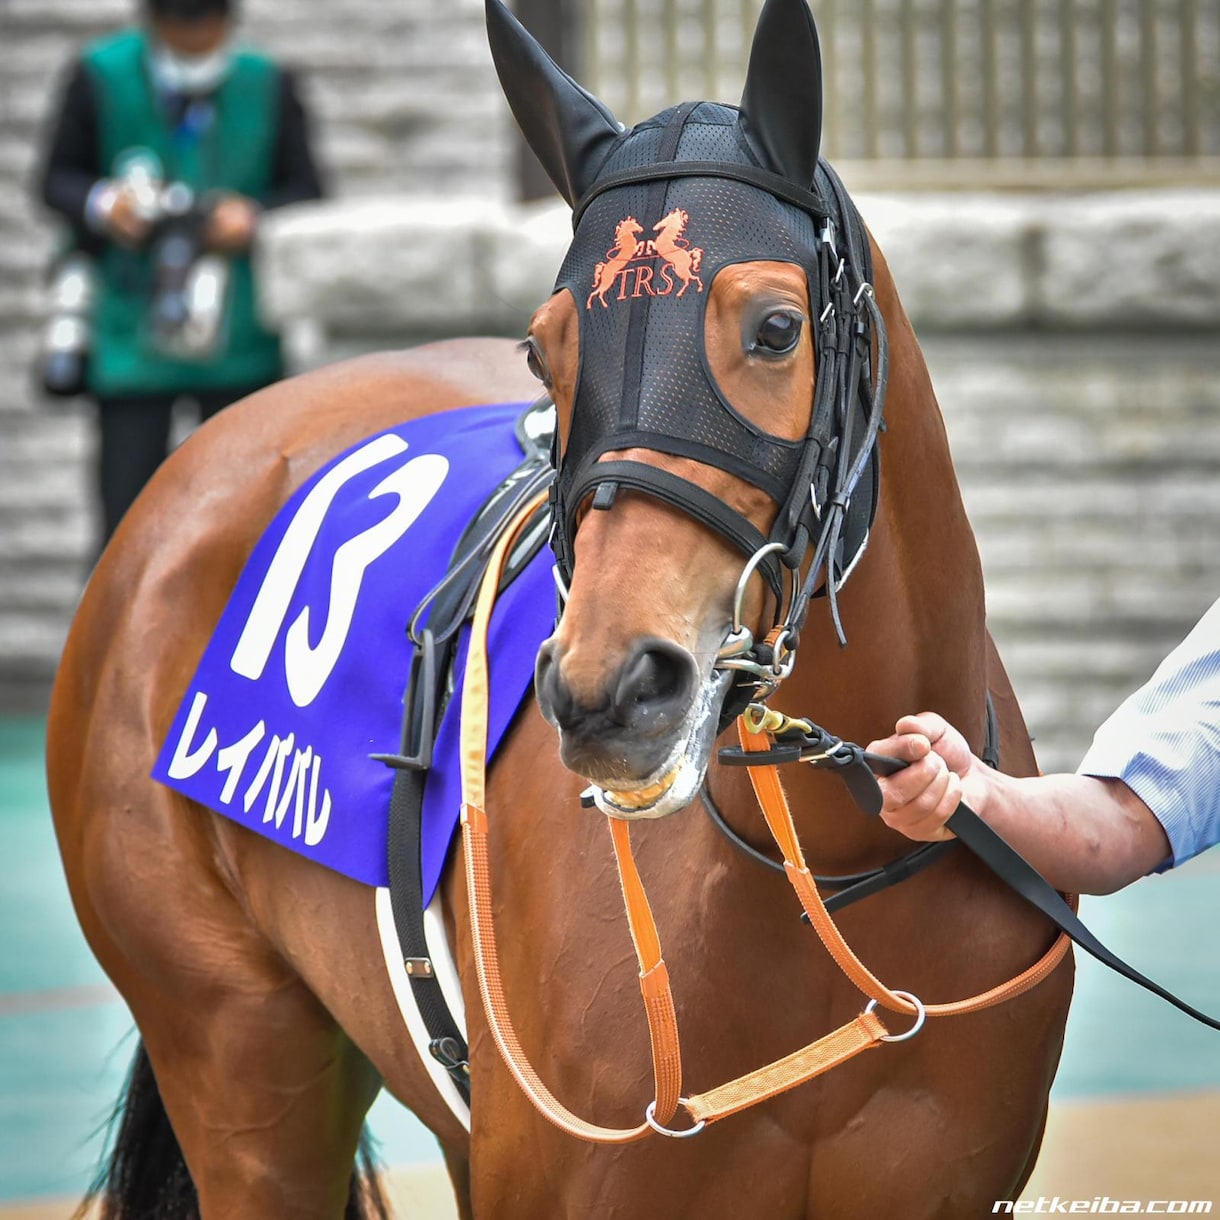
top-left (866, 713), bottom-right (987, 842)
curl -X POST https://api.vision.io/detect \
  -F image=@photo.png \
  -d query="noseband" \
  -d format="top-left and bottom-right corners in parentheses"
top-left (548, 102), bottom-right (889, 716)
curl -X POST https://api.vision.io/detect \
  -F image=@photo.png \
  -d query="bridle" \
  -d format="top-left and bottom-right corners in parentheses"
top-left (442, 0), bottom-right (1220, 1151)
top-left (432, 153), bottom-right (1220, 1142)
top-left (546, 111), bottom-right (889, 722)
top-left (712, 169), bottom-right (890, 706)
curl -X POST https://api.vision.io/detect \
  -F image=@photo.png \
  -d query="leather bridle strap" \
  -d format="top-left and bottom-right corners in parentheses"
top-left (566, 458), bottom-right (785, 602)
top-left (737, 722), bottom-right (1075, 1018)
top-left (571, 159), bottom-right (832, 230)
top-left (459, 489), bottom-right (674, 1142)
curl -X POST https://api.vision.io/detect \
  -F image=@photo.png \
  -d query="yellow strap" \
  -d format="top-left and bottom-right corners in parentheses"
top-left (686, 1011), bottom-right (887, 1125)
top-left (458, 490), bottom-right (677, 1141)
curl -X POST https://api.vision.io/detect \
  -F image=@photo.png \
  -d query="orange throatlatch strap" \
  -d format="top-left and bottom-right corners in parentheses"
top-left (738, 721), bottom-right (1075, 1017)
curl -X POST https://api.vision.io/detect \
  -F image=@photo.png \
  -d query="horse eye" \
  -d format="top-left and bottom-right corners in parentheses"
top-left (523, 338), bottom-right (551, 386)
top-left (754, 311), bottom-right (803, 355)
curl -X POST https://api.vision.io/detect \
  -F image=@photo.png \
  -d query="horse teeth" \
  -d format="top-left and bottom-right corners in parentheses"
top-left (603, 767), bottom-right (680, 809)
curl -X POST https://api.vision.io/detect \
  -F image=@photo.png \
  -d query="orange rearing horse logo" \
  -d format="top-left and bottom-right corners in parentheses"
top-left (586, 217), bottom-right (646, 309)
top-left (651, 208), bottom-right (704, 298)
top-left (586, 210), bottom-right (705, 309)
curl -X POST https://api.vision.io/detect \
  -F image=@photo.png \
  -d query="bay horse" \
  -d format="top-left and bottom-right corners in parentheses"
top-left (47, 0), bottom-right (1074, 1215)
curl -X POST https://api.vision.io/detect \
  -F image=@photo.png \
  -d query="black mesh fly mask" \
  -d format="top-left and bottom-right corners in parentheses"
top-left (546, 103), bottom-right (889, 712)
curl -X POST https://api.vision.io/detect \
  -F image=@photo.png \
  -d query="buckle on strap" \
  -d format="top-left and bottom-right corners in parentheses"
top-left (718, 704), bottom-right (887, 816)
top-left (371, 629), bottom-right (439, 772)
top-left (428, 1035), bottom-right (470, 1078)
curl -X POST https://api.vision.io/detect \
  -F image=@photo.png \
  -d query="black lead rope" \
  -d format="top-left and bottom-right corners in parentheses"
top-left (706, 693), bottom-right (1000, 912)
top-left (721, 714), bottom-right (1220, 1033)
top-left (939, 801), bottom-right (1220, 1030)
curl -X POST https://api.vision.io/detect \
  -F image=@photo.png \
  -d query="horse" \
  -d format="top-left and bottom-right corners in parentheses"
top-left (651, 207), bottom-right (705, 297)
top-left (47, 0), bottom-right (1075, 1215)
top-left (586, 216), bottom-right (645, 308)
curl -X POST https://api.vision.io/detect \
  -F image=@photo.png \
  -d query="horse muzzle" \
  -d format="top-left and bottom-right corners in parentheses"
top-left (535, 636), bottom-right (728, 817)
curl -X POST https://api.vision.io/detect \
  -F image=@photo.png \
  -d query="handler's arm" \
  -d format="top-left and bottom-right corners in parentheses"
top-left (868, 714), bottom-right (1172, 896)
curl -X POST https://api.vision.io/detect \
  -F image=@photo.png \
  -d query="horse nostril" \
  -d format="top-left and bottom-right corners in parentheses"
top-left (535, 642), bottom-right (575, 729)
top-left (611, 639), bottom-right (697, 728)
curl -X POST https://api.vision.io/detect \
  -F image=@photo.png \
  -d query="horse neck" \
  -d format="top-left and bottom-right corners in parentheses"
top-left (709, 260), bottom-right (989, 873)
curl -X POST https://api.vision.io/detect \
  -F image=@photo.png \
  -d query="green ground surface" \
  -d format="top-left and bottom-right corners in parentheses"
top-left (2, 716), bottom-right (1218, 1201)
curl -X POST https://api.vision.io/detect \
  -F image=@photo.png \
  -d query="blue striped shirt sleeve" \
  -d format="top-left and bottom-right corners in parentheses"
top-left (1077, 596), bottom-right (1220, 872)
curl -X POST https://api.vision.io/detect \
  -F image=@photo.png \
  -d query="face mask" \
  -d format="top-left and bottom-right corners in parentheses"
top-left (149, 40), bottom-right (232, 96)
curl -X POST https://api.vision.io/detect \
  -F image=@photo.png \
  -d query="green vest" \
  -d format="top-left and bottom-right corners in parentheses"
top-left (85, 29), bottom-right (284, 397)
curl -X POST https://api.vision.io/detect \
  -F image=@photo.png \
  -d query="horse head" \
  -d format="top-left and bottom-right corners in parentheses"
top-left (487, 0), bottom-right (875, 819)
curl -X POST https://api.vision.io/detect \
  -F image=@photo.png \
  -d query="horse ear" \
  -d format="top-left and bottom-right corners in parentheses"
top-left (738, 0), bottom-right (824, 188)
top-left (485, 0), bottom-right (622, 207)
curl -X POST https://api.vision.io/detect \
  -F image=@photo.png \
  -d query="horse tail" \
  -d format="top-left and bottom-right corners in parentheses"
top-left (76, 1040), bottom-right (391, 1220)
top-left (74, 1041), bottom-right (194, 1219)
top-left (691, 248), bottom-right (703, 273)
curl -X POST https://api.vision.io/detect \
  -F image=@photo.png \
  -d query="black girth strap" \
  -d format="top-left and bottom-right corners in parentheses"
top-left (386, 756), bottom-right (470, 1097)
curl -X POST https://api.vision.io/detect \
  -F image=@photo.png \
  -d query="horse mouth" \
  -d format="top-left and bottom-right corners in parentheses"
top-left (590, 670), bottom-right (732, 820)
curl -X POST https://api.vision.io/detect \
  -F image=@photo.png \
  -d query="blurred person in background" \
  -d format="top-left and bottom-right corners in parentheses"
top-left (35, 0), bottom-right (324, 547)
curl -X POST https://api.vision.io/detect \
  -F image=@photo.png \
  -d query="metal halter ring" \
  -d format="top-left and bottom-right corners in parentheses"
top-left (644, 1099), bottom-right (707, 1139)
top-left (728, 541), bottom-right (789, 635)
top-left (864, 990), bottom-right (927, 1043)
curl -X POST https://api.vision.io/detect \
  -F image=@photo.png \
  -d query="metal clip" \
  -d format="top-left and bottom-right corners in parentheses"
top-left (741, 702), bottom-right (811, 738)
top-left (865, 990), bottom-right (927, 1043)
top-left (644, 1099), bottom-right (706, 1139)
